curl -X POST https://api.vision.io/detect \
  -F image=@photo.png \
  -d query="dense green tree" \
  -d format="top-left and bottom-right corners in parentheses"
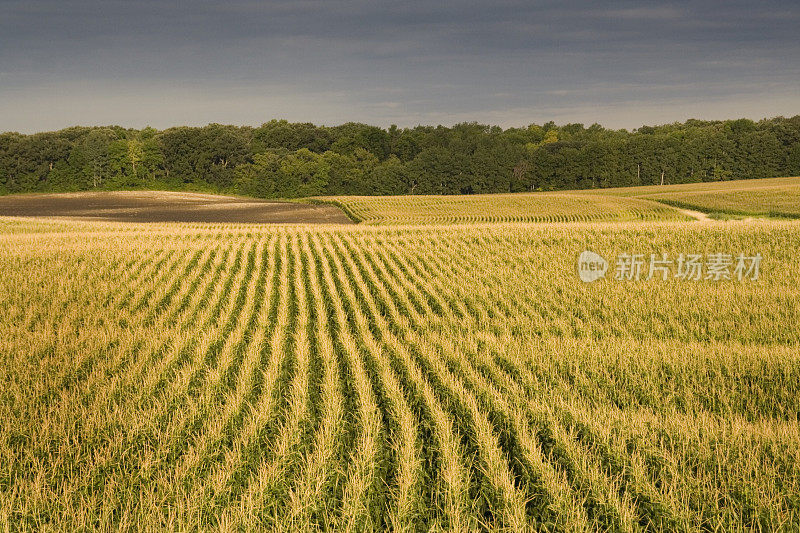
top-left (368, 155), bottom-right (409, 195)
top-left (76, 129), bottom-right (118, 188)
top-left (234, 151), bottom-right (283, 198)
top-left (253, 120), bottom-right (331, 153)
top-left (1, 116), bottom-right (798, 198)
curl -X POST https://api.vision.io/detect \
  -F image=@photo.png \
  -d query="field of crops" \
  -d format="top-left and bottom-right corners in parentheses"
top-left (2, 216), bottom-right (799, 531)
top-left (314, 193), bottom-right (688, 225)
top-left (317, 177), bottom-right (800, 225)
top-left (591, 176), bottom-right (800, 219)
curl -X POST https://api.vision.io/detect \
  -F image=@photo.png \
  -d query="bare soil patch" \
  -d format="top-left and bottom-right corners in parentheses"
top-left (0, 191), bottom-right (354, 224)
top-left (676, 207), bottom-right (712, 222)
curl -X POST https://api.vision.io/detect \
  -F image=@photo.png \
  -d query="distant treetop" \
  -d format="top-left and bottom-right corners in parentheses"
top-left (2, 117), bottom-right (799, 197)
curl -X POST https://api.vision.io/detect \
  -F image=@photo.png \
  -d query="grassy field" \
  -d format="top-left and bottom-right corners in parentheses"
top-left (313, 193), bottom-right (689, 225)
top-left (2, 214), bottom-right (799, 531)
top-left (316, 176), bottom-right (800, 224)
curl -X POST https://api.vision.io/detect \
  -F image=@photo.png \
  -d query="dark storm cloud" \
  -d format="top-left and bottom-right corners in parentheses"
top-left (1, 1), bottom-right (798, 132)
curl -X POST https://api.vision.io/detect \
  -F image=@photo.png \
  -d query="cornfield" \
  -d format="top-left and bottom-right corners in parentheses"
top-left (317, 177), bottom-right (800, 224)
top-left (591, 176), bottom-right (800, 219)
top-left (314, 194), bottom-right (688, 225)
top-left (2, 217), bottom-right (799, 531)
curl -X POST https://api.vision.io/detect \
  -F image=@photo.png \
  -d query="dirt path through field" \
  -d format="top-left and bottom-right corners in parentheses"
top-left (676, 208), bottom-right (712, 222)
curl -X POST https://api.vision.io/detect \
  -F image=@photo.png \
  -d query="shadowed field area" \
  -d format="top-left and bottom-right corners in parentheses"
top-left (0, 191), bottom-right (353, 224)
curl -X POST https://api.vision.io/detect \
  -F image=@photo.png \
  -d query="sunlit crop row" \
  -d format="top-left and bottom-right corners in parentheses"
top-left (315, 193), bottom-right (688, 225)
top-left (1, 218), bottom-right (798, 530)
top-left (590, 176), bottom-right (800, 219)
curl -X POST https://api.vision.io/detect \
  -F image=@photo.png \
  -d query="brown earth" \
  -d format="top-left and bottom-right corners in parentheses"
top-left (0, 191), bottom-right (354, 224)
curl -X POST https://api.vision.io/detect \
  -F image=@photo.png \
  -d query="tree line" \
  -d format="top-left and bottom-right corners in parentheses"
top-left (2, 117), bottom-right (799, 197)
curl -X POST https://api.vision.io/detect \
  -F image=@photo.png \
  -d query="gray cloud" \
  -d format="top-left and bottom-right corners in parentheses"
top-left (1, 0), bottom-right (798, 133)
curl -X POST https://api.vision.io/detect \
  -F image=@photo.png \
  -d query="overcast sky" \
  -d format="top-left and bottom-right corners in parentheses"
top-left (1, 0), bottom-right (798, 133)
